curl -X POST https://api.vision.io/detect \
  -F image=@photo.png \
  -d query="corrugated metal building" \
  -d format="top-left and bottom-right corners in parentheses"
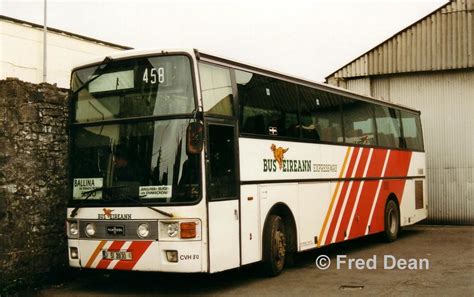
top-left (0, 15), bottom-right (132, 88)
top-left (326, 0), bottom-right (473, 224)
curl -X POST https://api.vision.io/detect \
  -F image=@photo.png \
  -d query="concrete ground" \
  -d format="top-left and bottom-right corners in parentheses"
top-left (34, 225), bottom-right (473, 296)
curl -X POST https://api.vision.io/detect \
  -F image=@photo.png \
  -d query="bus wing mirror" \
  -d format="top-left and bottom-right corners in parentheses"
top-left (186, 122), bottom-right (204, 155)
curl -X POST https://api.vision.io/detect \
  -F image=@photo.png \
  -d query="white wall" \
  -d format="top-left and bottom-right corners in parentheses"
top-left (0, 19), bottom-right (127, 88)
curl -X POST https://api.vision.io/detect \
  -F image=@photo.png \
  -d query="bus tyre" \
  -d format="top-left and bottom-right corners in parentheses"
top-left (383, 199), bottom-right (400, 242)
top-left (262, 215), bottom-right (286, 276)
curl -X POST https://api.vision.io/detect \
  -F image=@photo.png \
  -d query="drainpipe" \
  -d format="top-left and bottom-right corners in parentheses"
top-left (43, 0), bottom-right (47, 83)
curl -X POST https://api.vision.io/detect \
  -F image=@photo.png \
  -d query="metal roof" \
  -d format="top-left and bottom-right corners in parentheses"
top-left (0, 15), bottom-right (133, 50)
top-left (326, 0), bottom-right (473, 80)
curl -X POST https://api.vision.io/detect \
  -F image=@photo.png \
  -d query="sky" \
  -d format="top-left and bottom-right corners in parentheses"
top-left (1, 0), bottom-right (448, 82)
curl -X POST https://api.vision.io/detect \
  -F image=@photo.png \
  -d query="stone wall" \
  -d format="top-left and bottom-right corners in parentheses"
top-left (0, 78), bottom-right (69, 291)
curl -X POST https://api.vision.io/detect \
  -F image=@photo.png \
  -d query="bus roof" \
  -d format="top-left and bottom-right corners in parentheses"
top-left (71, 48), bottom-right (420, 114)
top-left (70, 48), bottom-right (196, 71)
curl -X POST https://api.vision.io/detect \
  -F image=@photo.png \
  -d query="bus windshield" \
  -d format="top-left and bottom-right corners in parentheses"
top-left (70, 55), bottom-right (200, 205)
top-left (71, 55), bottom-right (195, 122)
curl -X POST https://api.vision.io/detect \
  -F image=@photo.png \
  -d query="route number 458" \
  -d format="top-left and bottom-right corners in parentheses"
top-left (143, 67), bottom-right (165, 84)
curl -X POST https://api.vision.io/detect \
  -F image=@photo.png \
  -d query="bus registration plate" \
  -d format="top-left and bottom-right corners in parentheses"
top-left (102, 250), bottom-right (132, 261)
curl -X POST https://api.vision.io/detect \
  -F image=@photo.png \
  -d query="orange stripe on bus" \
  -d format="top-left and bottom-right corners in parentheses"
top-left (317, 147), bottom-right (351, 247)
top-left (84, 240), bottom-right (106, 268)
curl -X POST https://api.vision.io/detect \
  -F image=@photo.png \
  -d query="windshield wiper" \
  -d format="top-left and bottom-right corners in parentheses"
top-left (118, 195), bottom-right (174, 218)
top-left (71, 56), bottom-right (113, 95)
top-left (69, 185), bottom-right (129, 218)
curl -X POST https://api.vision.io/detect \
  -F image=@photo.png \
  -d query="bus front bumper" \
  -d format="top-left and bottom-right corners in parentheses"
top-left (68, 239), bottom-right (204, 273)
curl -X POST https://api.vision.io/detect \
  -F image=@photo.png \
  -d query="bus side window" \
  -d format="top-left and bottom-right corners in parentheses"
top-left (237, 70), bottom-right (298, 138)
top-left (400, 110), bottom-right (424, 150)
top-left (199, 63), bottom-right (234, 116)
top-left (341, 98), bottom-right (376, 145)
top-left (299, 86), bottom-right (343, 143)
top-left (374, 106), bottom-right (403, 148)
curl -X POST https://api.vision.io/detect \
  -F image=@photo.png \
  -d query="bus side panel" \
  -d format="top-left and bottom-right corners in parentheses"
top-left (364, 150), bottom-right (413, 234)
top-left (258, 183), bottom-right (299, 253)
top-left (400, 178), bottom-right (428, 227)
top-left (369, 179), bottom-right (409, 234)
top-left (345, 180), bottom-right (381, 240)
top-left (367, 150), bottom-right (427, 233)
top-left (240, 185), bottom-right (261, 265)
top-left (400, 152), bottom-right (428, 226)
top-left (318, 148), bottom-right (425, 244)
top-left (297, 182), bottom-right (332, 251)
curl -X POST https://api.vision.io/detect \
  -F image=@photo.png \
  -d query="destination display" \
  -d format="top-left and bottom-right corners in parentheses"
top-left (73, 178), bottom-right (103, 199)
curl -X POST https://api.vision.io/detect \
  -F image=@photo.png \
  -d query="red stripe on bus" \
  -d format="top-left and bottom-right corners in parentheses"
top-left (113, 241), bottom-right (152, 270)
top-left (324, 147), bottom-right (360, 245)
top-left (347, 148), bottom-right (388, 239)
top-left (95, 240), bottom-right (126, 269)
top-left (335, 148), bottom-right (370, 242)
top-left (385, 150), bottom-right (413, 178)
top-left (369, 150), bottom-right (412, 233)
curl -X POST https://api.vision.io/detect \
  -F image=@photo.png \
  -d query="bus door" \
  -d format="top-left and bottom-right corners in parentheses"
top-left (205, 120), bottom-right (240, 273)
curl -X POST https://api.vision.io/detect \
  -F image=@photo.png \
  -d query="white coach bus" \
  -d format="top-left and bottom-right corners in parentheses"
top-left (67, 49), bottom-right (427, 276)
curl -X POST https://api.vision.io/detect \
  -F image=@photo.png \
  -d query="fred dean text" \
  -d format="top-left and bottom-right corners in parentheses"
top-left (336, 255), bottom-right (429, 270)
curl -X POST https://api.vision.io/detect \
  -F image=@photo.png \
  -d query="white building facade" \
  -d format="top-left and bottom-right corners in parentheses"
top-left (0, 15), bottom-right (131, 88)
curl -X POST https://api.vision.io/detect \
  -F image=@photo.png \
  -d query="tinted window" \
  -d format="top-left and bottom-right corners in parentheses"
top-left (199, 63), bottom-right (233, 115)
top-left (299, 86), bottom-right (343, 142)
top-left (238, 70), bottom-right (299, 138)
top-left (374, 106), bottom-right (402, 148)
top-left (342, 99), bottom-right (376, 145)
top-left (400, 111), bottom-right (424, 150)
top-left (207, 125), bottom-right (237, 199)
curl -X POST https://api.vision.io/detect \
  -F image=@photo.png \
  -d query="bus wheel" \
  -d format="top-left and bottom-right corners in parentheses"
top-left (383, 199), bottom-right (400, 242)
top-left (262, 215), bottom-right (286, 276)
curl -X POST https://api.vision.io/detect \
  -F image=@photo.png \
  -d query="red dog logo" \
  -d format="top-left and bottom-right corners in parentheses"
top-left (103, 208), bottom-right (114, 217)
top-left (270, 144), bottom-right (289, 170)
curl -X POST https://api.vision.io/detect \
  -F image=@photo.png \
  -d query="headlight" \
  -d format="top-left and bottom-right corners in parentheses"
top-left (167, 223), bottom-right (179, 237)
top-left (85, 223), bottom-right (96, 237)
top-left (137, 223), bottom-right (150, 238)
top-left (69, 222), bottom-right (79, 237)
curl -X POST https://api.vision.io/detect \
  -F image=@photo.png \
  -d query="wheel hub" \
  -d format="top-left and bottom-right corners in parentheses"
top-left (274, 230), bottom-right (286, 263)
top-left (388, 209), bottom-right (397, 233)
